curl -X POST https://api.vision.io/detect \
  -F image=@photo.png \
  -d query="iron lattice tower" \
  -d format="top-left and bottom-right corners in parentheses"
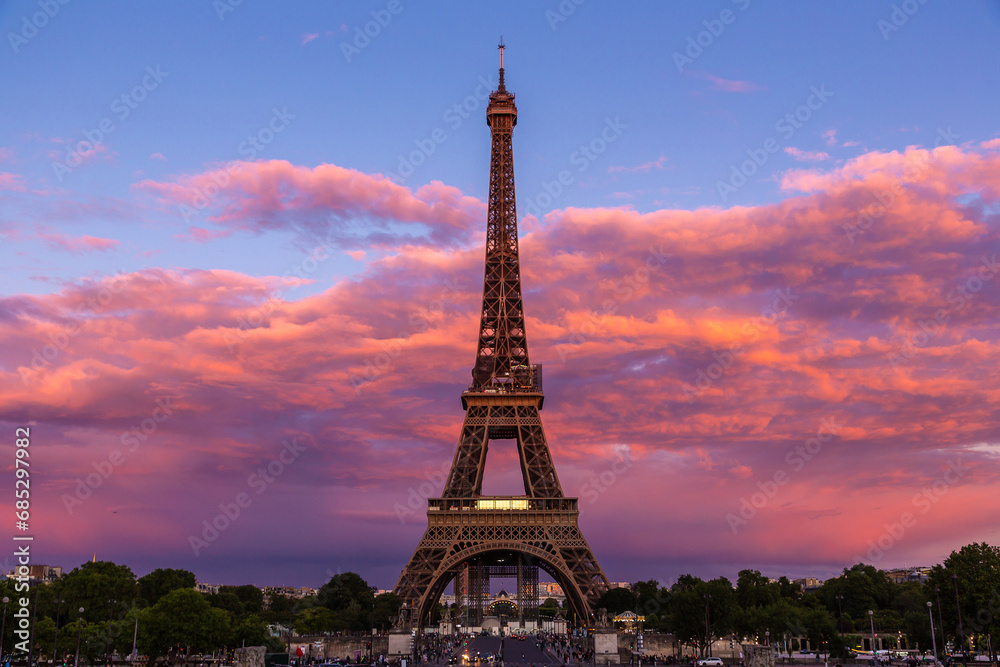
top-left (393, 41), bottom-right (610, 630)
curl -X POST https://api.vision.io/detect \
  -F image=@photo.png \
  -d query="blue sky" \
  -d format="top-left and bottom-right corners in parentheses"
top-left (3, 1), bottom-right (998, 298)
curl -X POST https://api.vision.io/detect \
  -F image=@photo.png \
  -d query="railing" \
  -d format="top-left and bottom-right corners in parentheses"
top-left (465, 364), bottom-right (543, 394)
top-left (427, 496), bottom-right (577, 512)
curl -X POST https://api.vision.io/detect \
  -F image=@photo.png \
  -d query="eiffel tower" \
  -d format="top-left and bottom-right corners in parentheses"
top-left (393, 40), bottom-right (610, 630)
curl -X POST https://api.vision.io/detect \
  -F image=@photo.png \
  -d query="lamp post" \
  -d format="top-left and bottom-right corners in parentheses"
top-left (834, 596), bottom-right (844, 635)
top-left (927, 603), bottom-right (939, 667)
top-left (1, 596), bottom-right (10, 665)
top-left (54, 599), bottom-right (66, 665)
top-left (704, 595), bottom-right (712, 657)
top-left (868, 611), bottom-right (876, 657)
top-left (106, 599), bottom-right (116, 667)
top-left (952, 574), bottom-right (964, 655)
top-left (27, 582), bottom-right (40, 667)
top-left (75, 607), bottom-right (85, 667)
top-left (933, 588), bottom-right (946, 655)
top-left (370, 587), bottom-right (378, 662)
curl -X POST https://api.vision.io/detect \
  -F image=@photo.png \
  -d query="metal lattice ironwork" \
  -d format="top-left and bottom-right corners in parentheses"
top-left (393, 42), bottom-right (610, 631)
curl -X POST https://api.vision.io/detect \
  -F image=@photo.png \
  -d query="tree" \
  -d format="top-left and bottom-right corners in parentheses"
top-left (54, 561), bottom-right (139, 624)
top-left (138, 569), bottom-right (197, 607)
top-left (220, 585), bottom-right (264, 615)
top-left (373, 592), bottom-right (401, 631)
top-left (208, 590), bottom-right (245, 616)
top-left (818, 564), bottom-right (893, 620)
top-left (137, 588), bottom-right (231, 666)
top-left (318, 572), bottom-right (376, 631)
top-left (668, 576), bottom-right (735, 657)
top-left (633, 580), bottom-right (670, 622)
top-left (929, 542), bottom-right (1000, 657)
top-left (597, 587), bottom-right (637, 615)
top-left (231, 613), bottom-right (270, 647)
top-left (736, 570), bottom-right (780, 611)
top-left (295, 607), bottom-right (337, 635)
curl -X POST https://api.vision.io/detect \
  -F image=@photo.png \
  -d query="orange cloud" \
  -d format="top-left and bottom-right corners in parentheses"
top-left (5, 142), bottom-right (1000, 579)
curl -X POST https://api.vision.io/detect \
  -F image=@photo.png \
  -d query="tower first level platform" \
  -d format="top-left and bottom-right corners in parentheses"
top-left (396, 493), bottom-right (608, 629)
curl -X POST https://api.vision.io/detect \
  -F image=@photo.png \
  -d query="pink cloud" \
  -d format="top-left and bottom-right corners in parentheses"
top-left (6, 142), bottom-right (1000, 581)
top-left (690, 71), bottom-right (766, 93)
top-left (150, 152), bottom-right (167, 161)
top-left (784, 146), bottom-right (831, 162)
top-left (608, 155), bottom-right (669, 174)
top-left (47, 141), bottom-right (115, 166)
top-left (174, 226), bottom-right (233, 243)
top-left (0, 172), bottom-right (27, 192)
top-left (301, 32), bottom-right (319, 45)
top-left (822, 128), bottom-right (860, 148)
top-left (135, 159), bottom-right (486, 248)
top-left (0, 147), bottom-right (14, 163)
top-left (36, 230), bottom-right (122, 254)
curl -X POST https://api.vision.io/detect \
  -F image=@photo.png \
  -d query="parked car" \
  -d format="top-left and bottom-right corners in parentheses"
top-left (697, 658), bottom-right (724, 667)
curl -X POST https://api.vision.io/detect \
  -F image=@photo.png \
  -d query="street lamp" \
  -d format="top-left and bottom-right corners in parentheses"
top-left (927, 603), bottom-right (939, 667)
top-left (933, 588), bottom-right (945, 655)
top-left (952, 574), bottom-right (964, 655)
top-left (868, 611), bottom-right (876, 656)
top-left (75, 607), bottom-right (85, 667)
top-left (704, 595), bottom-right (712, 657)
top-left (834, 595), bottom-right (844, 635)
top-left (106, 599), bottom-right (116, 667)
top-left (54, 599), bottom-right (66, 665)
top-left (370, 586), bottom-right (378, 662)
top-left (27, 582), bottom-right (39, 667)
top-left (1, 596), bottom-right (10, 665)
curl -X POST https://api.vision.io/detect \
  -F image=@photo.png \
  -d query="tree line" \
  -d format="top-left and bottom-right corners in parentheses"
top-left (595, 543), bottom-right (1000, 660)
top-left (0, 564), bottom-right (402, 667)
top-left (3, 542), bottom-right (997, 665)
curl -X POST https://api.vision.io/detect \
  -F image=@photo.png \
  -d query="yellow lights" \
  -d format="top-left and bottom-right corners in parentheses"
top-left (474, 498), bottom-right (530, 510)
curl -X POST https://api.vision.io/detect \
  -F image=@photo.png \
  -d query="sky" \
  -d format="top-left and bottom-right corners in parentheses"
top-left (1, 1), bottom-right (1000, 591)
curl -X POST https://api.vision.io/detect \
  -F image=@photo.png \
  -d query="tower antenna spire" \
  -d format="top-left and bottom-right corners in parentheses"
top-left (497, 36), bottom-right (506, 89)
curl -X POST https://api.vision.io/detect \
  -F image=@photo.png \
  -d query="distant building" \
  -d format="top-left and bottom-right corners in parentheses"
top-left (539, 582), bottom-right (564, 596)
top-left (1, 565), bottom-right (63, 583)
top-left (30, 565), bottom-right (63, 582)
top-left (794, 577), bottom-right (823, 591)
top-left (196, 582), bottom-right (220, 594)
top-left (885, 567), bottom-right (932, 584)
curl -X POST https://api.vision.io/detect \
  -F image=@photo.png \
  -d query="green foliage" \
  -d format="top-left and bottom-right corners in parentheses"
top-left (137, 588), bottom-right (230, 666)
top-left (295, 606), bottom-right (337, 635)
top-left (53, 560), bottom-right (139, 624)
top-left (373, 592), bottom-right (401, 631)
top-left (596, 587), bottom-right (637, 614)
top-left (818, 563), bottom-right (893, 620)
top-left (736, 569), bottom-right (780, 610)
top-left (315, 573), bottom-right (378, 632)
top-left (138, 568), bottom-right (197, 607)
top-left (220, 585), bottom-right (265, 614)
top-left (208, 590), bottom-right (244, 615)
top-left (924, 542), bottom-right (1000, 653)
top-left (231, 613), bottom-right (270, 648)
top-left (666, 575), bottom-right (736, 656)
